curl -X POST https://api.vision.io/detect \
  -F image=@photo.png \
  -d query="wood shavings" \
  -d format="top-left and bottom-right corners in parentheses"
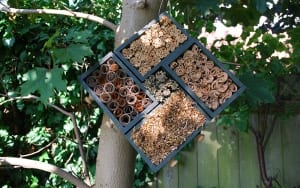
top-left (131, 90), bottom-right (206, 165)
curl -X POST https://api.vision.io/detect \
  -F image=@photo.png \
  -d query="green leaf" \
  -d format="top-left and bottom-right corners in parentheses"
top-left (20, 67), bottom-right (67, 102)
top-left (240, 72), bottom-right (275, 105)
top-left (254, 0), bottom-right (267, 13)
top-left (66, 30), bottom-right (93, 43)
top-left (26, 127), bottom-right (51, 146)
top-left (51, 44), bottom-right (93, 63)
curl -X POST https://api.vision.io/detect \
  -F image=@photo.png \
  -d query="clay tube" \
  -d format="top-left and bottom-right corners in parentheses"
top-left (142, 98), bottom-right (152, 108)
top-left (130, 85), bottom-right (140, 95)
top-left (104, 82), bottom-right (115, 93)
top-left (107, 100), bottom-right (119, 111)
top-left (86, 76), bottom-right (97, 88)
top-left (114, 108), bottom-right (123, 118)
top-left (106, 71), bottom-right (117, 82)
top-left (94, 85), bottom-right (104, 96)
top-left (119, 113), bottom-right (131, 125)
top-left (126, 94), bottom-right (137, 105)
top-left (99, 92), bottom-right (111, 103)
top-left (100, 64), bottom-right (109, 74)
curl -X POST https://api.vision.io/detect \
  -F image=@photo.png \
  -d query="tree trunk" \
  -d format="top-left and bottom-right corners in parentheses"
top-left (95, 1), bottom-right (167, 187)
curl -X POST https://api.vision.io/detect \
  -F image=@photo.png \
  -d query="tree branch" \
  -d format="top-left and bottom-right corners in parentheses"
top-left (0, 94), bottom-right (91, 185)
top-left (0, 157), bottom-right (90, 188)
top-left (0, 5), bottom-right (117, 31)
top-left (20, 137), bottom-right (58, 158)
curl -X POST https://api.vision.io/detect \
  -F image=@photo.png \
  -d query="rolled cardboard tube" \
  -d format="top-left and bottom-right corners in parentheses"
top-left (97, 75), bottom-right (107, 85)
top-left (118, 97), bottom-right (127, 108)
top-left (119, 113), bottom-right (131, 125)
top-left (100, 64), bottom-right (109, 74)
top-left (114, 108), bottom-right (123, 118)
top-left (119, 86), bottom-right (128, 97)
top-left (104, 82), bottom-right (115, 93)
top-left (130, 85), bottom-right (140, 94)
top-left (107, 100), bottom-right (119, 111)
top-left (92, 69), bottom-right (102, 77)
top-left (86, 76), bottom-right (97, 87)
top-left (124, 77), bottom-right (134, 86)
top-left (136, 92), bottom-right (146, 100)
top-left (94, 85), bottom-right (104, 96)
top-left (99, 92), bottom-right (111, 103)
top-left (142, 98), bottom-right (152, 108)
top-left (117, 69), bottom-right (127, 79)
top-left (123, 105), bottom-right (134, 114)
top-left (113, 78), bottom-right (123, 89)
top-left (111, 92), bottom-right (120, 101)
top-left (134, 101), bottom-right (144, 112)
top-left (130, 109), bottom-right (138, 118)
top-left (107, 58), bottom-right (115, 66)
top-left (109, 63), bottom-right (119, 72)
top-left (126, 94), bottom-right (137, 105)
top-left (106, 71), bottom-right (117, 82)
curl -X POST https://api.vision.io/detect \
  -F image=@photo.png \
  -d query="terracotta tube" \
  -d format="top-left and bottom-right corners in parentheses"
top-left (119, 86), bottom-right (128, 97)
top-left (119, 113), bottom-right (131, 125)
top-left (99, 92), bottom-right (111, 103)
top-left (107, 100), bottom-right (119, 111)
top-left (142, 98), bottom-right (152, 108)
top-left (86, 76), bottom-right (97, 87)
top-left (134, 101), bottom-right (144, 112)
top-left (106, 71), bottom-right (116, 82)
top-left (117, 69), bottom-right (127, 79)
top-left (111, 92), bottom-right (120, 101)
top-left (123, 105), bottom-right (134, 114)
top-left (107, 58), bottom-right (115, 66)
top-left (130, 85), bottom-right (140, 95)
top-left (114, 108), bottom-right (123, 118)
top-left (94, 85), bottom-right (104, 96)
top-left (92, 69), bottom-right (102, 77)
top-left (104, 82), bottom-right (115, 93)
top-left (124, 77), bottom-right (134, 86)
top-left (100, 64), bottom-right (109, 74)
top-left (126, 94), bottom-right (137, 105)
top-left (118, 97), bottom-right (127, 108)
top-left (136, 92), bottom-right (146, 100)
top-left (109, 63), bottom-right (119, 72)
top-left (113, 78), bottom-right (123, 90)
top-left (130, 108), bottom-right (138, 118)
top-left (97, 75), bottom-right (107, 85)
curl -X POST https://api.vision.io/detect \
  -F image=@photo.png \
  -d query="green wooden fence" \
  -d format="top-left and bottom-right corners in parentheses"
top-left (150, 115), bottom-right (300, 188)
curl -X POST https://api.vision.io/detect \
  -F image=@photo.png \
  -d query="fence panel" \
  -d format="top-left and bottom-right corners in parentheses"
top-left (155, 115), bottom-right (300, 188)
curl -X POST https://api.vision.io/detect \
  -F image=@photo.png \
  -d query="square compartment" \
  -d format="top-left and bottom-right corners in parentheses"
top-left (164, 38), bottom-right (246, 118)
top-left (114, 12), bottom-right (192, 81)
top-left (78, 52), bottom-right (158, 134)
top-left (125, 69), bottom-right (210, 172)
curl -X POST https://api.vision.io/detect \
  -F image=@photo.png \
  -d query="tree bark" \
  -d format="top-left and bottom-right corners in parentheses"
top-left (95, 1), bottom-right (168, 187)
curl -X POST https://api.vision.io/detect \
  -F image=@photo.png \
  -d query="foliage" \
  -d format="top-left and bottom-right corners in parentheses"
top-left (0, 0), bottom-right (300, 187)
top-left (0, 0), bottom-right (119, 186)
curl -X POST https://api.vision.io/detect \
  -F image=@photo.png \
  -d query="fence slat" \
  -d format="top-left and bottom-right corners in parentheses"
top-left (282, 115), bottom-right (300, 187)
top-left (217, 126), bottom-right (240, 188)
top-left (264, 115), bottom-right (284, 185)
top-left (178, 146), bottom-right (198, 188)
top-left (157, 164), bottom-right (179, 188)
top-left (197, 124), bottom-right (219, 188)
top-left (239, 130), bottom-right (261, 188)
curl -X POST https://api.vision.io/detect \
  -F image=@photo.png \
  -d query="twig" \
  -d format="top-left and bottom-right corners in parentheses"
top-left (0, 94), bottom-right (91, 185)
top-left (20, 137), bottom-right (58, 158)
top-left (0, 157), bottom-right (90, 188)
top-left (0, 5), bottom-right (117, 31)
